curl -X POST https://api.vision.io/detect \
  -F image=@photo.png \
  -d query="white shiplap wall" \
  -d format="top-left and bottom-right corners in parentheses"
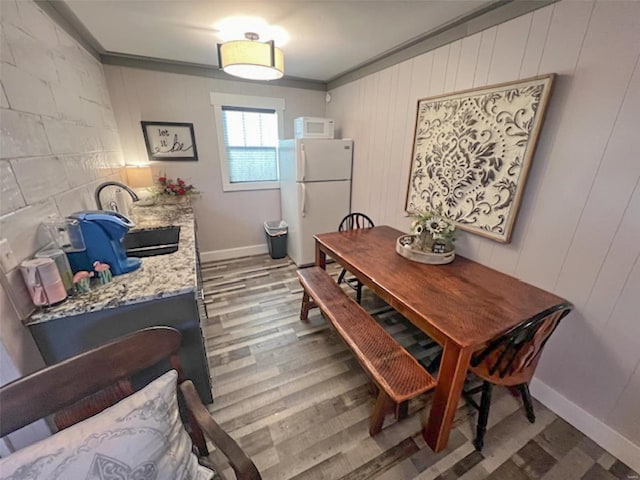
top-left (327, 0), bottom-right (640, 466)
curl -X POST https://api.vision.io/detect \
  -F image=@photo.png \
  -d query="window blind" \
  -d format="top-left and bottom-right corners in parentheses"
top-left (221, 107), bottom-right (278, 183)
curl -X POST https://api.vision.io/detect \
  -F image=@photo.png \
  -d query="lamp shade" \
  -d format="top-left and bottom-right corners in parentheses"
top-left (218, 39), bottom-right (284, 81)
top-left (126, 165), bottom-right (154, 188)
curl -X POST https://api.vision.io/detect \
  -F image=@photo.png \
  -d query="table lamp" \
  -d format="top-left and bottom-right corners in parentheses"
top-left (126, 164), bottom-right (154, 188)
top-left (126, 165), bottom-right (155, 206)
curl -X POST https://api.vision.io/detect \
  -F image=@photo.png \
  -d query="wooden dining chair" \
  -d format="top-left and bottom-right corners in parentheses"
top-left (463, 302), bottom-right (573, 451)
top-left (0, 326), bottom-right (261, 480)
top-left (337, 212), bottom-right (375, 303)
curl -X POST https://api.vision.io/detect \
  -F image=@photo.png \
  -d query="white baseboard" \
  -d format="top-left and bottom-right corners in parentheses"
top-left (530, 377), bottom-right (640, 472)
top-left (200, 244), bottom-right (269, 262)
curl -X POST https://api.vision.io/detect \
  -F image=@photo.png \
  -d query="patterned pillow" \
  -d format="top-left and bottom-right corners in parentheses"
top-left (0, 370), bottom-right (215, 480)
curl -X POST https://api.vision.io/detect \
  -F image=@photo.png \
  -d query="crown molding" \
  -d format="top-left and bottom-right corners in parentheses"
top-left (101, 53), bottom-right (327, 91)
top-left (38, 0), bottom-right (559, 93)
top-left (36, 0), bottom-right (326, 90)
top-left (35, 0), bottom-right (104, 61)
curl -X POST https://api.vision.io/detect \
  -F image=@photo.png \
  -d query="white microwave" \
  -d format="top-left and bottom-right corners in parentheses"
top-left (294, 117), bottom-right (335, 139)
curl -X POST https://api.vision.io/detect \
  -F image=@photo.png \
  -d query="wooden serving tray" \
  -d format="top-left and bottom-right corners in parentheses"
top-left (395, 235), bottom-right (455, 265)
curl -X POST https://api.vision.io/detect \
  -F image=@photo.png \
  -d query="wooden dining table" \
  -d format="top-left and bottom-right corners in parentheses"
top-left (314, 225), bottom-right (567, 453)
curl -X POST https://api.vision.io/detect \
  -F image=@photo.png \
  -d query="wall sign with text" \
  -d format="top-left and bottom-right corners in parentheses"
top-left (141, 121), bottom-right (198, 161)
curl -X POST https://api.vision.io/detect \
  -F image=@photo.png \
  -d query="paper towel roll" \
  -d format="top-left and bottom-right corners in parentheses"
top-left (115, 188), bottom-right (130, 217)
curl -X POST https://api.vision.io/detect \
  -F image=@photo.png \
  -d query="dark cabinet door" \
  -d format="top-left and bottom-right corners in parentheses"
top-left (28, 293), bottom-right (213, 405)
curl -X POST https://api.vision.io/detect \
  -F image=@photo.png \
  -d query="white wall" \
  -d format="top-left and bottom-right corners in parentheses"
top-left (0, 0), bottom-right (126, 449)
top-left (104, 66), bottom-right (326, 255)
top-left (327, 0), bottom-right (640, 468)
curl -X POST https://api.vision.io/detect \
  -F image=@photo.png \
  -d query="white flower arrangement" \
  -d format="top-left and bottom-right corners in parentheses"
top-left (410, 206), bottom-right (456, 253)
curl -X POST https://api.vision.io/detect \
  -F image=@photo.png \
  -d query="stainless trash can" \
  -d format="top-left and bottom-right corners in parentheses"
top-left (264, 221), bottom-right (288, 259)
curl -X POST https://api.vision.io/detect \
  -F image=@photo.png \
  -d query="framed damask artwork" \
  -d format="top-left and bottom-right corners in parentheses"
top-left (405, 74), bottom-right (555, 243)
top-left (141, 121), bottom-right (198, 161)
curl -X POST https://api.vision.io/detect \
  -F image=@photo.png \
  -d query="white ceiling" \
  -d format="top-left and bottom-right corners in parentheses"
top-left (63, 1), bottom-right (493, 82)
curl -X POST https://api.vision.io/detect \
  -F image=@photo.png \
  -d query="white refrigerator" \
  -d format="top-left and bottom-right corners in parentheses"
top-left (279, 138), bottom-right (353, 266)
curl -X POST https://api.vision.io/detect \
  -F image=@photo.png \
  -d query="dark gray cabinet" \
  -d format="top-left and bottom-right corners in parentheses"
top-left (27, 292), bottom-right (213, 405)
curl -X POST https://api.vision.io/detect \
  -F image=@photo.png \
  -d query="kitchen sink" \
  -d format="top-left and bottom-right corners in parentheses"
top-left (123, 226), bottom-right (180, 257)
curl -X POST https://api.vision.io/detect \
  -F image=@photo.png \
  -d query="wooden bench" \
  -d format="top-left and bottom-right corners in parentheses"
top-left (297, 267), bottom-right (437, 436)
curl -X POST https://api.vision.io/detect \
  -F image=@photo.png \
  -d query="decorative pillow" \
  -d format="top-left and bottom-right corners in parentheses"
top-left (0, 370), bottom-right (215, 480)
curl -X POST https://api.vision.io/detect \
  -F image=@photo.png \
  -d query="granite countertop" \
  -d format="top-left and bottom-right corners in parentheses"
top-left (26, 203), bottom-right (197, 325)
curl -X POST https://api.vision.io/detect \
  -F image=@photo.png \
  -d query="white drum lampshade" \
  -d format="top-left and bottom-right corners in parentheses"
top-left (218, 33), bottom-right (284, 81)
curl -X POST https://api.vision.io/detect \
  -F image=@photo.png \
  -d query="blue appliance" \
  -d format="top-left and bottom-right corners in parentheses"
top-left (67, 211), bottom-right (141, 276)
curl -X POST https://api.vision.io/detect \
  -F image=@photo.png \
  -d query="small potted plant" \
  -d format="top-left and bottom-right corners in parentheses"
top-left (154, 175), bottom-right (199, 204)
top-left (396, 206), bottom-right (456, 265)
top-left (410, 206), bottom-right (456, 253)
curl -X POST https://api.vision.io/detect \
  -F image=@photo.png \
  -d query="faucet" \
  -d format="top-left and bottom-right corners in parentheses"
top-left (94, 181), bottom-right (139, 210)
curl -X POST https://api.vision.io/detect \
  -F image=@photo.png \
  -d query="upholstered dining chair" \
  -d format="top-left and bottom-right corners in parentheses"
top-left (0, 327), bottom-right (261, 480)
top-left (337, 212), bottom-right (375, 303)
top-left (464, 303), bottom-right (573, 451)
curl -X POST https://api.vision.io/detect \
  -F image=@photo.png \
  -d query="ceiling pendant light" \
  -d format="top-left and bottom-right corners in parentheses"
top-left (217, 32), bottom-right (284, 81)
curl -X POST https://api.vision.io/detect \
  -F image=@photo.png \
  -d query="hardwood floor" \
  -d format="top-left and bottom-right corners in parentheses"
top-left (201, 255), bottom-right (637, 480)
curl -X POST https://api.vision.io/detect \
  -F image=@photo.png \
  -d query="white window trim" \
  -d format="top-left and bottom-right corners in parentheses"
top-left (211, 92), bottom-right (285, 192)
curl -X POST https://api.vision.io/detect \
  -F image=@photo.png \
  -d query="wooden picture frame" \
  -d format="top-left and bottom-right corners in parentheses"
top-left (141, 121), bottom-right (198, 161)
top-left (405, 74), bottom-right (555, 243)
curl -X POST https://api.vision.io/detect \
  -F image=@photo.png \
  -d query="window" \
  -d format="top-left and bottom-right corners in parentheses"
top-left (211, 93), bottom-right (285, 191)
top-left (222, 107), bottom-right (278, 183)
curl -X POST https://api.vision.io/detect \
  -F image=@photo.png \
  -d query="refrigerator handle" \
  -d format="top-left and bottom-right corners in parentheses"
top-left (301, 183), bottom-right (307, 217)
top-left (300, 144), bottom-right (306, 181)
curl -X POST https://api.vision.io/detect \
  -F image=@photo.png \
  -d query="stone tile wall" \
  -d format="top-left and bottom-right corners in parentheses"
top-left (0, 1), bottom-right (124, 377)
